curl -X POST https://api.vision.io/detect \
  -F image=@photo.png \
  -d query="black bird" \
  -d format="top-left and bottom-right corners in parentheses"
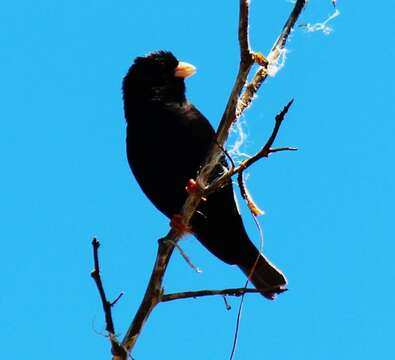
top-left (122, 51), bottom-right (287, 299)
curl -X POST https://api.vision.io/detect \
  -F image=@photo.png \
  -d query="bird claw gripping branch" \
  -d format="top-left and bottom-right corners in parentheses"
top-left (185, 179), bottom-right (207, 201)
top-left (170, 214), bottom-right (192, 235)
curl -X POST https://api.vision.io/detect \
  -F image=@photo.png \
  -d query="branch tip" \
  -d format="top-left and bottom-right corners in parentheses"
top-left (111, 292), bottom-right (125, 307)
top-left (269, 147), bottom-right (298, 154)
top-left (276, 98), bottom-right (294, 123)
top-left (92, 237), bottom-right (100, 249)
top-left (223, 296), bottom-right (232, 311)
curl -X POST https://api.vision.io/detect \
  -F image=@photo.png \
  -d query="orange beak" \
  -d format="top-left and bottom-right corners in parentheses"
top-left (175, 61), bottom-right (196, 78)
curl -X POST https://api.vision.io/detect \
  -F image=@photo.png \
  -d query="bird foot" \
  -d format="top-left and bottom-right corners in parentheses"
top-left (170, 214), bottom-right (192, 234)
top-left (185, 179), bottom-right (200, 193)
top-left (185, 179), bottom-right (207, 201)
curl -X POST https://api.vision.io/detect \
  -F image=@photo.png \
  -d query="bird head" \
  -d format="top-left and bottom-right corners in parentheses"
top-left (123, 51), bottom-right (196, 104)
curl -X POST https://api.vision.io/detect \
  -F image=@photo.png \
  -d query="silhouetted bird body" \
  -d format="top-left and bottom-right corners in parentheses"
top-left (123, 51), bottom-right (286, 299)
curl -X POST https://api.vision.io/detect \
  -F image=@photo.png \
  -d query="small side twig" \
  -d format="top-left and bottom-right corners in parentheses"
top-left (223, 296), bottom-right (232, 310)
top-left (209, 98), bottom-right (297, 199)
top-left (90, 238), bottom-right (126, 359)
top-left (91, 238), bottom-right (116, 335)
top-left (111, 292), bottom-right (125, 307)
top-left (269, 146), bottom-right (298, 154)
top-left (239, 98), bottom-right (296, 169)
top-left (167, 240), bottom-right (202, 273)
top-left (236, 99), bottom-right (296, 214)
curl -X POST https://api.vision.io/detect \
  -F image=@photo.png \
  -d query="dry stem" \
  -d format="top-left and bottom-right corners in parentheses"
top-left (90, 238), bottom-right (126, 358)
top-left (161, 286), bottom-right (288, 302)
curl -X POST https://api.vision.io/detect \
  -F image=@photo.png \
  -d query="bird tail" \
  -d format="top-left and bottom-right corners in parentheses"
top-left (238, 253), bottom-right (287, 300)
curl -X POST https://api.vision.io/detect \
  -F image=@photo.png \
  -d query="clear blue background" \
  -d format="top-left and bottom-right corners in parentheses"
top-left (1, 1), bottom-right (394, 359)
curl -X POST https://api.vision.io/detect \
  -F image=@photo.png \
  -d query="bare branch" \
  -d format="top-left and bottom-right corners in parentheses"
top-left (238, 98), bottom-right (295, 169)
top-left (161, 287), bottom-right (271, 302)
top-left (90, 238), bottom-right (116, 334)
top-left (238, 0), bottom-right (252, 58)
top-left (121, 238), bottom-right (175, 353)
top-left (237, 0), bottom-right (307, 116)
top-left (236, 99), bottom-right (295, 214)
top-left (209, 98), bottom-right (296, 196)
top-left (272, 0), bottom-right (307, 52)
top-left (90, 238), bottom-right (126, 358)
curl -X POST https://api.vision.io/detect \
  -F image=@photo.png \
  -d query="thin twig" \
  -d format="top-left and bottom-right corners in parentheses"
top-left (161, 287), bottom-right (269, 302)
top-left (216, 141), bottom-right (236, 170)
top-left (269, 147), bottom-right (298, 154)
top-left (234, 99), bottom-right (295, 215)
top-left (209, 98), bottom-right (296, 196)
top-left (90, 238), bottom-right (116, 334)
top-left (167, 240), bottom-right (202, 273)
top-left (223, 296), bottom-right (232, 311)
top-left (238, 98), bottom-right (295, 170)
top-left (111, 292), bottom-right (125, 307)
top-left (90, 238), bottom-right (126, 358)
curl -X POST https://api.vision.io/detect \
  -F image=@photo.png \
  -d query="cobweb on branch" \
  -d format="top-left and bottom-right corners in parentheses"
top-left (228, 117), bottom-right (251, 162)
top-left (300, 8), bottom-right (340, 35)
top-left (268, 47), bottom-right (289, 77)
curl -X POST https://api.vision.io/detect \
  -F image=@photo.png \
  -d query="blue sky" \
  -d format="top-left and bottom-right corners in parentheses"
top-left (1, 1), bottom-right (394, 359)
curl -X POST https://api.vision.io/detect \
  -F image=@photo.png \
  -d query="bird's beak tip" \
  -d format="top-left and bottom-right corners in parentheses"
top-left (175, 61), bottom-right (196, 79)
